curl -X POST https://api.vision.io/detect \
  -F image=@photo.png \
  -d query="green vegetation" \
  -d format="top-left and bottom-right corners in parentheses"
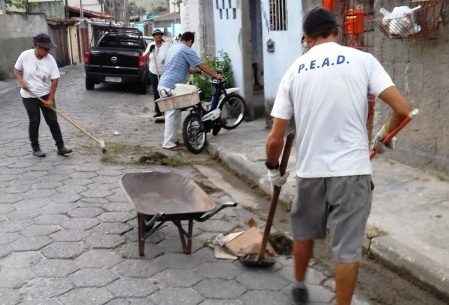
top-left (190, 52), bottom-right (234, 101)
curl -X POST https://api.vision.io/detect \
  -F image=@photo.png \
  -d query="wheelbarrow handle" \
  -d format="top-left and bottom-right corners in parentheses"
top-left (197, 202), bottom-right (238, 222)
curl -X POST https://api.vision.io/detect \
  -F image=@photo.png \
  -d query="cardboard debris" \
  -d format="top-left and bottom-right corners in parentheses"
top-left (224, 227), bottom-right (276, 257)
top-left (213, 231), bottom-right (243, 260)
top-left (214, 246), bottom-right (238, 260)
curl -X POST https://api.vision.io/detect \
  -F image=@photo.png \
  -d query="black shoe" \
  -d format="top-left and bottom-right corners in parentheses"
top-left (155, 117), bottom-right (165, 124)
top-left (57, 147), bottom-right (73, 156)
top-left (33, 150), bottom-right (46, 158)
top-left (153, 112), bottom-right (163, 118)
top-left (291, 286), bottom-right (309, 304)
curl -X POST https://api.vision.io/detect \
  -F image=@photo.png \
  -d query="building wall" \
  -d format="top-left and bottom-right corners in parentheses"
top-left (213, 0), bottom-right (245, 98)
top-left (0, 13), bottom-right (49, 77)
top-left (372, 0), bottom-right (449, 175)
top-left (28, 0), bottom-right (65, 18)
top-left (262, 0), bottom-right (303, 118)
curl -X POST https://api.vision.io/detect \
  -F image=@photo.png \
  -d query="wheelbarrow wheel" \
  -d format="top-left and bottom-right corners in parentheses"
top-left (183, 112), bottom-right (207, 154)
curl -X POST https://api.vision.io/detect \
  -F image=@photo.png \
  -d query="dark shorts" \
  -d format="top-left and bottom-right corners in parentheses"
top-left (291, 175), bottom-right (373, 263)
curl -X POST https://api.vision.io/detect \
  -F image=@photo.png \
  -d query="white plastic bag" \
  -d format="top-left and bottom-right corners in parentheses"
top-left (380, 5), bottom-right (422, 36)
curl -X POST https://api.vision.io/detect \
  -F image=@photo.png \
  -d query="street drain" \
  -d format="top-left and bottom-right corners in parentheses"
top-left (269, 232), bottom-right (293, 255)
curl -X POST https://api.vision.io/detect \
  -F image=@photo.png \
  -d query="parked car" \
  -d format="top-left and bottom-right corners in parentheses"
top-left (142, 35), bottom-right (154, 46)
top-left (84, 27), bottom-right (149, 94)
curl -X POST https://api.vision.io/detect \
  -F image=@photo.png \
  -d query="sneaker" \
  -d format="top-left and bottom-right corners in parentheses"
top-left (291, 286), bottom-right (309, 304)
top-left (33, 150), bottom-right (46, 158)
top-left (57, 147), bottom-right (73, 156)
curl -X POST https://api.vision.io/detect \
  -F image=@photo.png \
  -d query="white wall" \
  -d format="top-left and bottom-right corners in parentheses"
top-left (261, 0), bottom-right (303, 102)
top-left (213, 0), bottom-right (245, 97)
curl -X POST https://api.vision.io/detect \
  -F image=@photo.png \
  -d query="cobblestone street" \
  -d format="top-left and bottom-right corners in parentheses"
top-left (0, 66), bottom-right (338, 305)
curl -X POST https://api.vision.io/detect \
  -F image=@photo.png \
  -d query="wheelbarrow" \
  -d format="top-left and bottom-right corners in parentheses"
top-left (120, 170), bottom-right (237, 256)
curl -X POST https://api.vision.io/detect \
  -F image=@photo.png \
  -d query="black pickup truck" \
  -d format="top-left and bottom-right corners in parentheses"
top-left (84, 28), bottom-right (149, 94)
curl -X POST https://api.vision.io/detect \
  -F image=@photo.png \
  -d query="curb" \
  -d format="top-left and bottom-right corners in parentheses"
top-left (207, 141), bottom-right (449, 301)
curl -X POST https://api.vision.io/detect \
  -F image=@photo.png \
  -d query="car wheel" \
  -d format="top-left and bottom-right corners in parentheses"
top-left (85, 78), bottom-right (95, 90)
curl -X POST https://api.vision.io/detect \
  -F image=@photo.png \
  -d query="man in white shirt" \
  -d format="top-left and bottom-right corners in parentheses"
top-left (14, 33), bottom-right (72, 157)
top-left (265, 8), bottom-right (412, 305)
top-left (148, 29), bottom-right (170, 120)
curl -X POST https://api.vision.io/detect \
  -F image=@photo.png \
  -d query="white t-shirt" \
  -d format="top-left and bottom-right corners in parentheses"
top-left (148, 42), bottom-right (170, 76)
top-left (14, 49), bottom-right (60, 99)
top-left (271, 42), bottom-right (394, 178)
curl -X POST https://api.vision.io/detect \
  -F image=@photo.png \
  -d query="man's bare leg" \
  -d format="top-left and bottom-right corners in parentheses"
top-left (335, 262), bottom-right (360, 305)
top-left (293, 240), bottom-right (314, 281)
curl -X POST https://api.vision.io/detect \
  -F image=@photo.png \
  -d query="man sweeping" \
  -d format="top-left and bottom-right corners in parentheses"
top-left (265, 8), bottom-right (412, 305)
top-left (14, 33), bottom-right (72, 157)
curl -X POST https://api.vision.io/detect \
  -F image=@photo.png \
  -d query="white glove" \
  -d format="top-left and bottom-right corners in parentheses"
top-left (372, 124), bottom-right (397, 154)
top-left (267, 169), bottom-right (289, 187)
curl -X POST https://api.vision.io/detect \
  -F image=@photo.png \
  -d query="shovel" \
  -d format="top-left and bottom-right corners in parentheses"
top-left (240, 131), bottom-right (295, 268)
top-left (24, 88), bottom-right (107, 153)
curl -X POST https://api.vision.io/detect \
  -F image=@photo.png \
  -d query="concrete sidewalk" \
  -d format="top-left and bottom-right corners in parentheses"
top-left (0, 80), bottom-right (17, 96)
top-left (208, 119), bottom-right (449, 299)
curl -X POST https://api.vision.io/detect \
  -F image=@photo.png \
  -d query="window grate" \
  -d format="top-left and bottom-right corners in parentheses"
top-left (269, 0), bottom-right (287, 31)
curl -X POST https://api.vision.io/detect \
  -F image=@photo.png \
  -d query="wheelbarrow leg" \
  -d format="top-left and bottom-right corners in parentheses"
top-left (186, 220), bottom-right (193, 254)
top-left (138, 213), bottom-right (145, 257)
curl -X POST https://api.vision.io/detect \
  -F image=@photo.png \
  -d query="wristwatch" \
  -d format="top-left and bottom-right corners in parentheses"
top-left (265, 160), bottom-right (279, 170)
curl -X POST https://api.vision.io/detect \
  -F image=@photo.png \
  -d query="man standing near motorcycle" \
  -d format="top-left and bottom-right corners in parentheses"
top-left (265, 8), bottom-right (412, 305)
top-left (158, 31), bottom-right (222, 150)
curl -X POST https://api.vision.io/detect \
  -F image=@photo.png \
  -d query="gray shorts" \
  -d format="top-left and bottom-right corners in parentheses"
top-left (291, 175), bottom-right (373, 263)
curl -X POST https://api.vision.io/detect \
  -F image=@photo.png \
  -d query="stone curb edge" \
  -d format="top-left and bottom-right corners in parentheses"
top-left (207, 141), bottom-right (449, 300)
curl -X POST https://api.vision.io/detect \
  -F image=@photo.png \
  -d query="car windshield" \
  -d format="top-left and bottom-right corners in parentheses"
top-left (98, 34), bottom-right (145, 49)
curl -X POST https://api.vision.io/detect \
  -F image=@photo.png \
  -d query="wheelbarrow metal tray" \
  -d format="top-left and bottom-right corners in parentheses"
top-left (120, 170), bottom-right (237, 256)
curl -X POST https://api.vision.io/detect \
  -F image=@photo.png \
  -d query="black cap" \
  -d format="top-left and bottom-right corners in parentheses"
top-left (152, 29), bottom-right (163, 36)
top-left (33, 33), bottom-right (55, 50)
top-left (303, 7), bottom-right (338, 37)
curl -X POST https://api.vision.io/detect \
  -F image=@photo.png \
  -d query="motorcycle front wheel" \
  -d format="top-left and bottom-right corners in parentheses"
top-left (182, 113), bottom-right (207, 154)
top-left (220, 94), bottom-right (247, 130)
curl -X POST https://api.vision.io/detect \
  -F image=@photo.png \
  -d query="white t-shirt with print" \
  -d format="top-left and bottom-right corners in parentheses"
top-left (148, 42), bottom-right (170, 76)
top-left (271, 42), bottom-right (394, 178)
top-left (14, 49), bottom-right (60, 98)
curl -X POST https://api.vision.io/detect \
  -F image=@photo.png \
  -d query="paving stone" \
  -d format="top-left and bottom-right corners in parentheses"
top-left (9, 236), bottom-right (52, 251)
top-left (97, 169), bottom-right (123, 177)
top-left (102, 203), bottom-right (134, 212)
top-left (195, 279), bottom-right (246, 299)
top-left (152, 253), bottom-right (206, 270)
top-left (150, 287), bottom-right (203, 305)
top-left (56, 184), bottom-right (88, 194)
top-left (32, 259), bottom-right (79, 277)
top-left (98, 212), bottom-right (135, 223)
top-left (153, 269), bottom-right (203, 288)
top-left (70, 172), bottom-right (98, 179)
top-left (0, 204), bottom-right (15, 214)
top-left (307, 285), bottom-right (335, 303)
top-left (75, 250), bottom-right (123, 269)
top-left (42, 242), bottom-right (86, 259)
top-left (7, 210), bottom-right (42, 221)
top-left (58, 287), bottom-right (114, 305)
top-left (39, 206), bottom-right (74, 217)
top-left (50, 229), bottom-right (91, 242)
top-left (115, 242), bottom-right (164, 260)
top-left (61, 218), bottom-right (100, 230)
top-left (0, 288), bottom-right (23, 305)
top-left (20, 278), bottom-right (73, 298)
top-left (195, 262), bottom-right (242, 280)
top-left (50, 192), bottom-right (82, 204)
top-left (23, 189), bottom-right (56, 200)
top-left (70, 268), bottom-right (118, 287)
top-left (0, 220), bottom-right (32, 233)
top-left (127, 298), bottom-right (155, 305)
top-left (196, 219), bottom-right (238, 233)
top-left (113, 259), bottom-right (165, 278)
top-left (19, 298), bottom-right (63, 305)
top-left (82, 188), bottom-right (114, 198)
top-left (4, 184), bottom-right (31, 194)
top-left (236, 270), bottom-right (289, 290)
top-left (0, 232), bottom-right (21, 245)
top-left (14, 199), bottom-right (51, 211)
top-left (106, 278), bottom-right (158, 297)
top-left (94, 222), bottom-right (132, 235)
top-left (0, 267), bottom-right (35, 288)
top-left (63, 178), bottom-right (94, 187)
top-left (32, 181), bottom-right (64, 190)
top-left (21, 224), bottom-right (61, 237)
top-left (86, 233), bottom-right (125, 249)
top-left (68, 208), bottom-right (104, 218)
top-left (104, 299), bottom-right (130, 305)
top-left (199, 300), bottom-right (244, 305)
top-left (0, 245), bottom-right (12, 258)
top-left (0, 193), bottom-right (23, 204)
top-left (240, 290), bottom-right (291, 305)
